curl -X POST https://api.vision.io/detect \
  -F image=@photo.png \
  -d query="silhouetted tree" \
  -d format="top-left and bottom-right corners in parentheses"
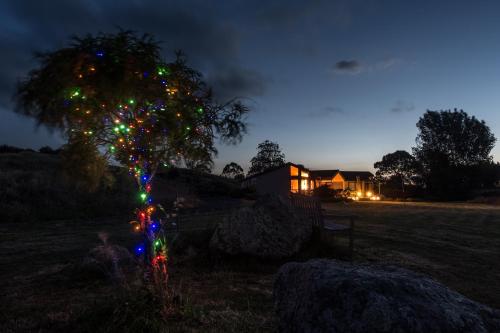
top-left (413, 109), bottom-right (496, 199)
top-left (39, 146), bottom-right (60, 154)
top-left (248, 140), bottom-right (285, 176)
top-left (221, 162), bottom-right (244, 180)
top-left (14, 30), bottom-right (249, 290)
top-left (374, 150), bottom-right (420, 192)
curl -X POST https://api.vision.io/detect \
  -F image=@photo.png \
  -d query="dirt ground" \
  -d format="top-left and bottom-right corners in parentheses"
top-left (1, 201), bottom-right (499, 332)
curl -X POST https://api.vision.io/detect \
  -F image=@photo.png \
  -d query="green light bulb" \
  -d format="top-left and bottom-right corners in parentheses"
top-left (140, 193), bottom-right (147, 201)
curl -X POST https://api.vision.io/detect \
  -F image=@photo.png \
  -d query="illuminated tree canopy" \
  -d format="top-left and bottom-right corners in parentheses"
top-left (15, 30), bottom-right (249, 285)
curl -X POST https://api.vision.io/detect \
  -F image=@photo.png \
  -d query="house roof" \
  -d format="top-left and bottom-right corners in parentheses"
top-left (243, 162), bottom-right (308, 180)
top-left (310, 170), bottom-right (340, 178)
top-left (310, 170), bottom-right (374, 181)
top-left (338, 171), bottom-right (374, 181)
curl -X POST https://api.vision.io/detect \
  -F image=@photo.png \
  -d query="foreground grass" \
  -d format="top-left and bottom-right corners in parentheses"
top-left (324, 201), bottom-right (500, 309)
top-left (0, 217), bottom-right (277, 332)
top-left (2, 201), bottom-right (499, 332)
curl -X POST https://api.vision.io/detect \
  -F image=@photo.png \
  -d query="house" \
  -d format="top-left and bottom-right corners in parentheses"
top-left (242, 162), bottom-right (378, 199)
top-left (310, 170), bottom-right (376, 199)
top-left (241, 162), bottom-right (315, 197)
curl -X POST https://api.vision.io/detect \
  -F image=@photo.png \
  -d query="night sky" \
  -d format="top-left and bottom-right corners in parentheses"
top-left (1, 0), bottom-right (499, 173)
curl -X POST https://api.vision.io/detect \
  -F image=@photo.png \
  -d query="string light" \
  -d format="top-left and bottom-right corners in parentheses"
top-left (64, 48), bottom-right (212, 286)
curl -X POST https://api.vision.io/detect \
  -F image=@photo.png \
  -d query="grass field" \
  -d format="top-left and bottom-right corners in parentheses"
top-left (324, 201), bottom-right (500, 309)
top-left (1, 201), bottom-right (499, 332)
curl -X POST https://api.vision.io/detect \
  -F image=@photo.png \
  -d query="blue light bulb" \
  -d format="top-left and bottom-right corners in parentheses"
top-left (135, 245), bottom-right (144, 255)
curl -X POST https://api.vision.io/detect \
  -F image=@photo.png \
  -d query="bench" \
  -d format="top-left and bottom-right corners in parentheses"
top-left (289, 194), bottom-right (356, 259)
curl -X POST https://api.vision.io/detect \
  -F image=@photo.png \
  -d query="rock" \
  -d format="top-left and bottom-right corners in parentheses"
top-left (80, 243), bottom-right (136, 281)
top-left (274, 259), bottom-right (500, 333)
top-left (210, 195), bottom-right (312, 259)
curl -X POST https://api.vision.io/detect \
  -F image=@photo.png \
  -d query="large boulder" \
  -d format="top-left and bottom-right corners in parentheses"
top-left (274, 259), bottom-right (500, 333)
top-left (210, 195), bottom-right (312, 259)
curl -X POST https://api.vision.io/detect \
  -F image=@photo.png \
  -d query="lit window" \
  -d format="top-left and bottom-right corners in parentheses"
top-left (301, 171), bottom-right (309, 178)
top-left (290, 166), bottom-right (299, 176)
top-left (301, 179), bottom-right (308, 190)
top-left (291, 179), bottom-right (299, 192)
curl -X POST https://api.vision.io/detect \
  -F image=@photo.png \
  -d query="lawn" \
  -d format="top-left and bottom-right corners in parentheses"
top-left (1, 201), bottom-right (499, 332)
top-left (323, 201), bottom-right (500, 309)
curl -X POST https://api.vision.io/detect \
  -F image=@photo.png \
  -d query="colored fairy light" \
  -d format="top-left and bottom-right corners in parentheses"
top-left (135, 245), bottom-right (144, 254)
top-left (157, 67), bottom-right (168, 76)
top-left (39, 42), bottom-right (226, 288)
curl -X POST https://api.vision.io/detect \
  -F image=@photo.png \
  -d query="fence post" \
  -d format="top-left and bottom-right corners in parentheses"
top-left (349, 216), bottom-right (354, 261)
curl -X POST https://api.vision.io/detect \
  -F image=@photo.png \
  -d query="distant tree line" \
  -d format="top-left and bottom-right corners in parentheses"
top-left (0, 144), bottom-right (61, 154)
top-left (374, 109), bottom-right (499, 200)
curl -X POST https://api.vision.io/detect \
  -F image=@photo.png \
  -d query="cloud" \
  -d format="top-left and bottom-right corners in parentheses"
top-left (390, 100), bottom-right (415, 113)
top-left (306, 106), bottom-right (343, 118)
top-left (332, 57), bottom-right (402, 75)
top-left (207, 67), bottom-right (268, 102)
top-left (333, 60), bottom-right (362, 74)
top-left (0, 1), bottom-right (243, 110)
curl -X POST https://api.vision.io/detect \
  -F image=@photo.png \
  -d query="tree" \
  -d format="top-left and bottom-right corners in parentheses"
top-left (15, 31), bottom-right (248, 289)
top-left (39, 146), bottom-right (60, 154)
top-left (248, 140), bottom-right (285, 176)
top-left (221, 162), bottom-right (244, 180)
top-left (374, 150), bottom-right (419, 192)
top-left (412, 109), bottom-right (496, 198)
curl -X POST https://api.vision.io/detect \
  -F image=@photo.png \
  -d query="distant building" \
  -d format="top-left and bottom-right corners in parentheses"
top-left (310, 170), bottom-right (375, 195)
top-left (241, 162), bottom-right (314, 197)
top-left (242, 162), bottom-right (376, 198)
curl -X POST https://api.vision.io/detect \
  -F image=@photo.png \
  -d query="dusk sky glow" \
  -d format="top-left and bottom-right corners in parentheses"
top-left (1, 0), bottom-right (499, 173)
